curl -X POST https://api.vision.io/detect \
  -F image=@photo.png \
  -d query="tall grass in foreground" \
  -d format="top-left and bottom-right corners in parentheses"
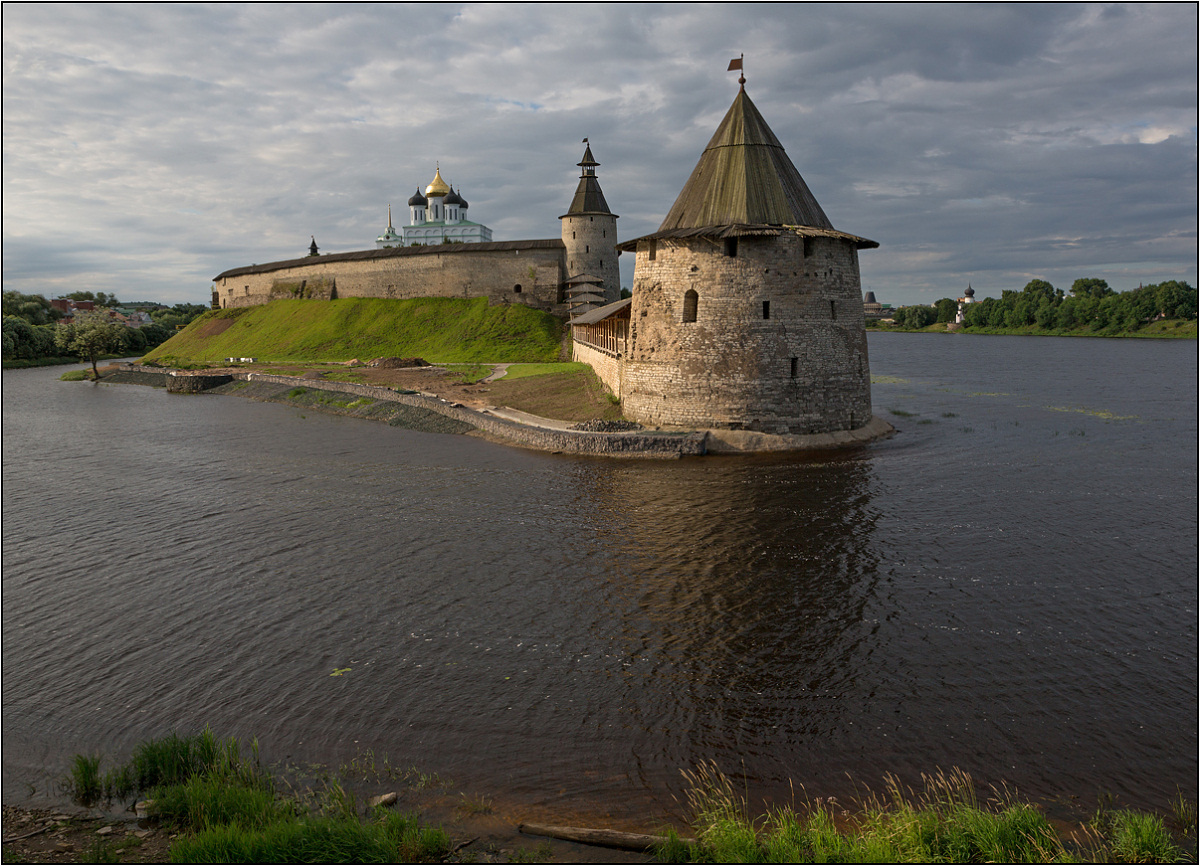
top-left (65, 729), bottom-right (451, 864)
top-left (65, 725), bottom-right (261, 805)
top-left (169, 810), bottom-right (450, 864)
top-left (659, 763), bottom-right (1187, 864)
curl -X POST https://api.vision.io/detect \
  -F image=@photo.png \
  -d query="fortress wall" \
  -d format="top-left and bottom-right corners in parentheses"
top-left (621, 234), bottom-right (873, 434)
top-left (571, 339), bottom-right (623, 398)
top-left (214, 245), bottom-right (567, 313)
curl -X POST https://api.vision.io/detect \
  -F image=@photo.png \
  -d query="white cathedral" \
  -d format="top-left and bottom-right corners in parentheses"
top-left (376, 166), bottom-right (493, 248)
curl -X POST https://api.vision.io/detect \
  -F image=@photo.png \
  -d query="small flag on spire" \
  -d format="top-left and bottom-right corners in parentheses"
top-left (583, 137), bottom-right (589, 143)
top-left (729, 54), bottom-right (746, 88)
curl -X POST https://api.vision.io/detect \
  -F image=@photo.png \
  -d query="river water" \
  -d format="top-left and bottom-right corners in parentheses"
top-left (2, 333), bottom-right (1196, 824)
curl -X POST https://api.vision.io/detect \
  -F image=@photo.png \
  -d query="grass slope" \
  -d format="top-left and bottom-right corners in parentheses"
top-left (143, 298), bottom-right (564, 366)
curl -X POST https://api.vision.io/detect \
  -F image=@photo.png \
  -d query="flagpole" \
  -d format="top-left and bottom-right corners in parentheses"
top-left (727, 53), bottom-right (745, 89)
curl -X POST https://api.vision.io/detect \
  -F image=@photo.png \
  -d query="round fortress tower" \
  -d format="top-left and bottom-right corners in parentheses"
top-left (560, 143), bottom-right (620, 304)
top-left (616, 84), bottom-right (880, 435)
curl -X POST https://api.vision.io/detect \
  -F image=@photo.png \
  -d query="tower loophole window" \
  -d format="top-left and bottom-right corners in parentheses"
top-left (830, 300), bottom-right (837, 320)
top-left (648, 239), bottom-right (657, 261)
top-left (682, 290), bottom-right (698, 323)
top-left (762, 300), bottom-right (770, 319)
top-left (803, 237), bottom-right (814, 258)
top-left (790, 357), bottom-right (798, 377)
top-left (514, 284), bottom-right (522, 293)
top-left (724, 238), bottom-right (738, 257)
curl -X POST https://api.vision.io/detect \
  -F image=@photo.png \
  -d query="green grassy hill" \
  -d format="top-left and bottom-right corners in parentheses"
top-left (142, 298), bottom-right (565, 366)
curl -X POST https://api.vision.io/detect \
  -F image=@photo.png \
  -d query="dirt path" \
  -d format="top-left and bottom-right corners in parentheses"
top-left (481, 363), bottom-right (511, 383)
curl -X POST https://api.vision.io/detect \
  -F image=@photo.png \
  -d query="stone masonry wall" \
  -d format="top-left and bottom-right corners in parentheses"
top-left (571, 339), bottom-right (623, 398)
top-left (561, 214), bottom-right (621, 303)
top-left (621, 233), bottom-right (873, 434)
top-left (214, 245), bottom-right (567, 313)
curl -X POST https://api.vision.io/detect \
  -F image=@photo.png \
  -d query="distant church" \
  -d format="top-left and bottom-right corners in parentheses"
top-left (377, 166), bottom-right (494, 248)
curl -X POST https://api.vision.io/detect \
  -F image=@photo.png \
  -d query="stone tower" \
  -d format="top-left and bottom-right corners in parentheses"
top-left (560, 143), bottom-right (620, 304)
top-left (616, 84), bottom-right (879, 435)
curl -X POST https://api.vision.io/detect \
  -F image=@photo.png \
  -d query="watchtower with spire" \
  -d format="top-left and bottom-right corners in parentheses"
top-left (615, 72), bottom-right (880, 435)
top-left (560, 142), bottom-right (620, 307)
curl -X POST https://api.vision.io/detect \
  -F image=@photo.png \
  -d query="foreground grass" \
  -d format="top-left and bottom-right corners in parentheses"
top-left (61, 734), bottom-right (1194, 864)
top-left (63, 728), bottom-right (450, 864)
top-left (656, 765), bottom-right (1193, 864)
top-left (143, 297), bottom-right (564, 366)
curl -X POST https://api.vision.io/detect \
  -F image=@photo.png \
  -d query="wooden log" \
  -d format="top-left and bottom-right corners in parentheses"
top-left (517, 822), bottom-right (695, 852)
top-left (2, 824), bottom-right (54, 844)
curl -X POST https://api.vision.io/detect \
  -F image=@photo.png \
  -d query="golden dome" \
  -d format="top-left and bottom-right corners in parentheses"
top-left (425, 166), bottom-right (450, 198)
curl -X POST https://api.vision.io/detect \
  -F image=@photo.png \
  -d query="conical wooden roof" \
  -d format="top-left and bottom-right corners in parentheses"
top-left (658, 88), bottom-right (833, 231)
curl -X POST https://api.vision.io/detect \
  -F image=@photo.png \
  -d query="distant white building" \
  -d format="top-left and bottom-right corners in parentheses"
top-left (956, 284), bottom-right (976, 323)
top-left (378, 166), bottom-right (493, 248)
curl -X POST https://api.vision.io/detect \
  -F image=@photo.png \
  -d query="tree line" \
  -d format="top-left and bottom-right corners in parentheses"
top-left (887, 279), bottom-right (1197, 333)
top-left (2, 291), bottom-right (209, 364)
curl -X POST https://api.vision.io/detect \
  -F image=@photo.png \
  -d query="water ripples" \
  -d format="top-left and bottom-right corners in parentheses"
top-left (3, 339), bottom-right (1196, 819)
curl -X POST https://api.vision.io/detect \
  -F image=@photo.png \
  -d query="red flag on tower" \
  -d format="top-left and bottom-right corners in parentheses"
top-left (727, 56), bottom-right (743, 71)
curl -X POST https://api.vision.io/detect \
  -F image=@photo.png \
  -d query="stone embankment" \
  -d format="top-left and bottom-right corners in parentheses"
top-left (116, 364), bottom-right (707, 459)
top-left (114, 364), bottom-right (892, 458)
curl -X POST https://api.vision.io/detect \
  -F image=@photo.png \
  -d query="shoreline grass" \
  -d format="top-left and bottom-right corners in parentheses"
top-left (61, 728), bottom-right (451, 864)
top-left (657, 764), bottom-right (1193, 864)
top-left (57, 732), bottom-right (1195, 864)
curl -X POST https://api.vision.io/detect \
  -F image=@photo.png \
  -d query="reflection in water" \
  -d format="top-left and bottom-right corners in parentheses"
top-left (557, 455), bottom-right (883, 810)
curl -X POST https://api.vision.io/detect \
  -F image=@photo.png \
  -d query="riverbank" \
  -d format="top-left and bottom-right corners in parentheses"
top-left (2, 353), bottom-right (127, 370)
top-left (4, 730), bottom-right (1193, 864)
top-left (867, 318), bottom-right (1197, 338)
top-left (93, 362), bottom-right (894, 457)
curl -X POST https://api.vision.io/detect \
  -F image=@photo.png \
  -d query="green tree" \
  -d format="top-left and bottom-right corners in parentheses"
top-left (1071, 278), bottom-right (1113, 299)
top-left (986, 298), bottom-right (1007, 328)
top-left (962, 298), bottom-right (989, 328)
top-left (1022, 279), bottom-right (1056, 303)
top-left (1034, 298), bottom-right (1056, 329)
top-left (2, 315), bottom-right (35, 359)
top-left (1054, 298), bottom-right (1078, 330)
top-left (2, 291), bottom-right (59, 326)
top-left (55, 311), bottom-right (126, 378)
top-left (934, 298), bottom-right (958, 323)
top-left (1150, 280), bottom-right (1197, 319)
top-left (898, 305), bottom-right (936, 328)
top-left (139, 323), bottom-right (174, 348)
top-left (119, 326), bottom-right (148, 355)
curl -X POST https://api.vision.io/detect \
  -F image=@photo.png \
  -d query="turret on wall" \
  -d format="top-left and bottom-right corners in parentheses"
top-left (616, 83), bottom-right (880, 436)
top-left (560, 142), bottom-right (620, 305)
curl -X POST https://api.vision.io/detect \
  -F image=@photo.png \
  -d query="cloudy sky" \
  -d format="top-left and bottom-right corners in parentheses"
top-left (3, 3), bottom-right (1196, 306)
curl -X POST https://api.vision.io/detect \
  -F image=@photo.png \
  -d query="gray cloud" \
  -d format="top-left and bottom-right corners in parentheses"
top-left (3, 3), bottom-right (1195, 305)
